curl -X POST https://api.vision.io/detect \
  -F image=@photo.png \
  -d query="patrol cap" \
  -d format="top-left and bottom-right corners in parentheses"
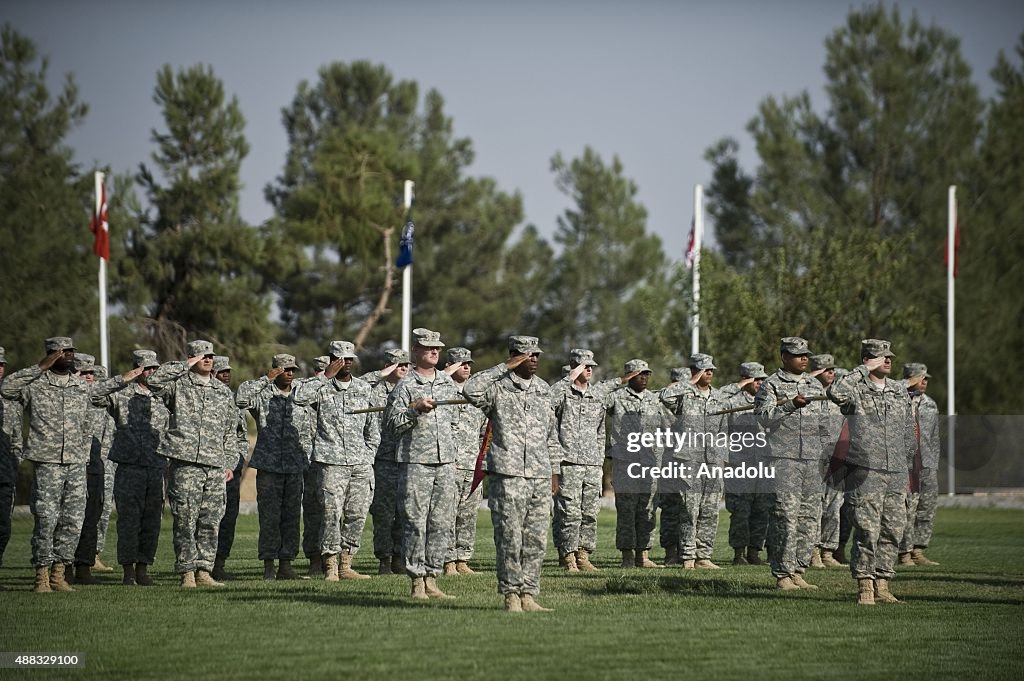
top-left (809, 354), bottom-right (835, 371)
top-left (624, 359), bottom-right (651, 374)
top-left (75, 353), bottom-right (96, 373)
top-left (273, 353), bottom-right (299, 370)
top-left (446, 347), bottom-right (472, 364)
top-left (45, 336), bottom-right (76, 353)
top-left (834, 368), bottom-right (850, 380)
top-left (213, 356), bottom-right (231, 373)
top-left (133, 349), bottom-right (160, 369)
top-left (861, 338), bottom-right (895, 358)
top-left (688, 353), bottom-right (717, 370)
top-left (328, 340), bottom-right (357, 359)
top-left (186, 340), bottom-right (215, 357)
top-left (0, 346), bottom-right (6, 364)
top-left (569, 348), bottom-right (598, 367)
top-left (412, 328), bottom-right (445, 348)
top-left (670, 367), bottom-right (688, 382)
top-left (313, 355), bottom-right (331, 372)
top-left (902, 363), bottom-right (931, 379)
top-left (739, 361), bottom-right (769, 379)
top-left (94, 366), bottom-right (108, 380)
top-left (561, 364), bottom-right (571, 378)
top-left (508, 335), bottom-right (543, 355)
top-left (780, 337), bottom-right (811, 356)
top-left (386, 348), bottom-right (412, 365)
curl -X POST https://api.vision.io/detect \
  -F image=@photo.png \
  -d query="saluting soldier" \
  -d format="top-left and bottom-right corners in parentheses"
top-left (897, 363), bottom-right (941, 567)
top-left (724, 362), bottom-right (771, 566)
top-left (212, 356), bottom-right (249, 581)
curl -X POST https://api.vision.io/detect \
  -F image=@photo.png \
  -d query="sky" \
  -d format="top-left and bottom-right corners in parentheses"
top-left (5, 0), bottom-right (1023, 259)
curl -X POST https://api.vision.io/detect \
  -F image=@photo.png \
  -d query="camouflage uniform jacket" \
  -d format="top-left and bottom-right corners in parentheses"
top-left (384, 370), bottom-right (459, 465)
top-left (462, 363), bottom-right (562, 478)
top-left (718, 382), bottom-right (742, 399)
top-left (293, 375), bottom-right (379, 466)
top-left (450, 382), bottom-right (487, 470)
top-left (147, 362), bottom-right (237, 469)
top-left (237, 377), bottom-right (306, 474)
top-left (291, 376), bottom-right (320, 463)
top-left (813, 382), bottom-right (846, 453)
top-left (1, 380), bottom-right (24, 460)
top-left (1, 366), bottom-right (91, 464)
top-left (726, 389), bottom-right (767, 465)
top-left (754, 369), bottom-right (830, 461)
top-left (550, 377), bottom-right (620, 467)
top-left (911, 392), bottom-right (940, 469)
top-left (85, 402), bottom-right (116, 474)
top-left (661, 382), bottom-right (728, 465)
top-left (91, 377), bottom-right (169, 468)
top-left (826, 365), bottom-right (915, 472)
top-left (606, 385), bottom-right (668, 462)
top-left (368, 379), bottom-right (398, 462)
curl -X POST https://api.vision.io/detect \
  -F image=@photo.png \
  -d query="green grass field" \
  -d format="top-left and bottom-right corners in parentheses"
top-left (1, 507), bottom-right (1022, 681)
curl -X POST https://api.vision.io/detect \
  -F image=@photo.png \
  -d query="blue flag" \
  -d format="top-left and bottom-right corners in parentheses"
top-left (396, 218), bottom-right (414, 268)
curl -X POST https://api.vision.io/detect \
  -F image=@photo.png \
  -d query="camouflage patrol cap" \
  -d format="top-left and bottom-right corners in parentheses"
top-left (446, 347), bottom-right (471, 364)
top-left (75, 353), bottom-right (96, 373)
top-left (624, 359), bottom-right (651, 374)
top-left (313, 355), bottom-right (330, 372)
top-left (133, 349), bottom-right (160, 369)
top-left (94, 366), bottom-right (108, 380)
top-left (861, 338), bottom-right (895, 358)
top-left (328, 340), bottom-right (357, 359)
top-left (688, 353), bottom-right (717, 370)
top-left (561, 365), bottom-right (571, 378)
top-left (739, 362), bottom-right (769, 379)
top-left (508, 335), bottom-right (543, 355)
top-left (809, 354), bottom-right (835, 371)
top-left (45, 336), bottom-right (76, 353)
top-left (780, 337), bottom-right (811, 356)
top-left (412, 328), bottom-right (445, 348)
top-left (273, 353), bottom-right (299, 370)
top-left (670, 367), bottom-right (688, 382)
top-left (386, 348), bottom-right (412, 365)
top-left (902, 363), bottom-right (931, 379)
top-left (213, 356), bottom-right (231, 373)
top-left (834, 368), bottom-right (850, 380)
top-left (186, 340), bottom-right (214, 357)
top-left (568, 348), bottom-right (598, 367)
top-left (0, 346), bottom-right (5, 364)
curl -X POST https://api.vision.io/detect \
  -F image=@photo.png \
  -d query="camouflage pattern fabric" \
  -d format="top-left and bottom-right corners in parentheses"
top-left (612, 458), bottom-right (656, 551)
top-left (552, 462), bottom-right (603, 554)
top-left (167, 460), bottom-right (226, 574)
top-left (489, 474), bottom-right (549, 596)
top-left (846, 466), bottom-right (907, 580)
top-left (96, 458), bottom-right (117, 555)
top-left (148, 362), bottom-right (238, 469)
top-left (901, 467), bottom-right (938, 551)
top-left (237, 377), bottom-right (307, 474)
top-left (725, 393), bottom-right (770, 550)
top-left (1, 366), bottom-right (91, 464)
top-left (319, 462), bottom-right (374, 555)
top-left (255, 470), bottom-right (303, 560)
top-left (680, 475), bottom-right (723, 560)
top-left (29, 462), bottom-right (87, 566)
top-left (658, 492), bottom-right (681, 552)
top-left (302, 464), bottom-right (324, 559)
top-left (293, 376), bottom-right (379, 465)
top-left (384, 370), bottom-right (459, 464)
top-left (217, 452), bottom-right (245, 560)
top-left (0, 382), bottom-right (22, 561)
top-left (370, 458), bottom-right (402, 560)
top-left (397, 461), bottom-right (457, 577)
top-left (446, 467), bottom-right (482, 562)
top-left (113, 463), bottom-right (165, 565)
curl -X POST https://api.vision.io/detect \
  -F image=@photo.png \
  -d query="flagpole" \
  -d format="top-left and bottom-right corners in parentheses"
top-left (691, 184), bottom-right (703, 355)
top-left (95, 171), bottom-right (110, 372)
top-left (401, 180), bottom-right (414, 352)
top-left (946, 185), bottom-right (956, 496)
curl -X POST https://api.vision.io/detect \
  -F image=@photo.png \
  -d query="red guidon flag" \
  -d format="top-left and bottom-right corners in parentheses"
top-left (684, 217), bottom-right (696, 269)
top-left (468, 420), bottom-right (493, 496)
top-left (90, 183), bottom-right (110, 260)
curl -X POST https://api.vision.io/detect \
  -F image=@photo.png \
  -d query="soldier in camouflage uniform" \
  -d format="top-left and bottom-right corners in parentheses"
top-left (754, 337), bottom-right (831, 591)
top-left (723, 362), bottom-right (771, 565)
top-left (808, 354), bottom-right (846, 568)
top-left (656, 367), bottom-right (688, 566)
top-left (384, 329), bottom-right (460, 599)
top-left (299, 355), bottom-right (330, 576)
top-left (661, 353), bottom-right (729, 569)
top-left (148, 340), bottom-right (238, 588)
top-left (92, 364), bottom-right (118, 574)
top-left (238, 354), bottom-right (307, 580)
top-left (212, 356), bottom-right (249, 581)
top-left (897, 363), bottom-right (941, 567)
top-left (827, 339), bottom-right (914, 605)
top-left (293, 341), bottom-right (380, 582)
top-left (607, 359), bottom-right (665, 569)
top-left (443, 347), bottom-right (486, 576)
top-left (0, 346), bottom-right (24, 570)
top-left (2, 337), bottom-right (93, 592)
top-left (463, 335), bottom-right (562, 612)
top-left (91, 350), bottom-right (167, 585)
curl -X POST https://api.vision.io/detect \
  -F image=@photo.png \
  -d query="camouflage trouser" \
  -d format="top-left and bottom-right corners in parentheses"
top-left (446, 467), bottom-right (481, 563)
top-left (847, 466), bottom-right (906, 580)
top-left (489, 474), bottom-right (549, 596)
top-left (725, 472), bottom-right (772, 550)
top-left (398, 461), bottom-right (457, 578)
top-left (114, 463), bottom-right (165, 565)
top-left (839, 494), bottom-right (854, 546)
top-left (74, 470), bottom-right (105, 565)
top-left (0, 449), bottom-right (20, 562)
top-left (680, 474), bottom-right (723, 560)
top-left (819, 482), bottom-right (845, 551)
top-left (658, 492), bottom-right (681, 550)
top-left (552, 462), bottom-right (602, 555)
top-left (256, 470), bottom-right (303, 560)
top-left (216, 458), bottom-right (244, 559)
top-left (370, 459), bottom-right (402, 561)
top-left (900, 467), bottom-right (938, 552)
top-left (320, 462), bottom-right (373, 556)
top-left (30, 462), bottom-right (87, 567)
top-left (611, 459), bottom-right (656, 551)
top-left (302, 465), bottom-right (324, 559)
top-left (769, 458), bottom-right (822, 578)
top-left (96, 459), bottom-right (117, 555)
top-left (167, 461), bottom-right (226, 574)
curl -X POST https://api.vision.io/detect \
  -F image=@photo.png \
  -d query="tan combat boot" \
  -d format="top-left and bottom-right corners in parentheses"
top-left (791, 573), bottom-right (818, 590)
top-left (874, 578), bottom-right (901, 603)
top-left (410, 576), bottom-right (428, 600)
top-left (277, 559), bottom-right (298, 580)
top-left (857, 577), bottom-right (875, 605)
top-left (391, 554), bottom-right (404, 575)
top-left (694, 559), bottom-right (722, 570)
top-left (93, 554), bottom-right (114, 573)
top-left (745, 547), bottom-right (764, 565)
top-left (195, 570), bottom-right (224, 587)
top-left (50, 563), bottom-right (75, 592)
top-left (776, 576), bottom-right (801, 591)
top-left (456, 561), bottom-right (477, 575)
top-left (576, 549), bottom-right (599, 572)
top-left (810, 547), bottom-right (825, 568)
top-left (732, 548), bottom-right (748, 565)
top-left (135, 563), bottom-right (154, 587)
top-left (663, 544), bottom-right (682, 566)
top-left (180, 571), bottom-right (197, 588)
top-left (820, 550), bottom-right (842, 568)
top-left (443, 561), bottom-right (458, 576)
top-left (75, 564), bottom-right (98, 585)
top-left (635, 550), bottom-right (660, 568)
top-left (424, 576), bottom-right (455, 599)
top-left (122, 563), bottom-right (137, 586)
top-left (339, 550), bottom-right (370, 580)
top-left (520, 593), bottom-right (552, 612)
top-left (504, 592), bottom-right (523, 612)
top-left (212, 555), bottom-right (231, 581)
top-left (559, 552), bottom-right (580, 573)
top-left (33, 565), bottom-right (52, 593)
top-left (620, 549), bottom-right (635, 568)
top-left (898, 552), bottom-right (914, 566)
top-left (682, 559), bottom-right (696, 569)
top-left (263, 559), bottom-right (277, 581)
top-left (324, 553), bottom-right (340, 582)
top-left (911, 548), bottom-right (939, 566)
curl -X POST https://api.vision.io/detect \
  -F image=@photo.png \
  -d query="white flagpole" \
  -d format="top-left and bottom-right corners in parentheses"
top-left (946, 185), bottom-right (956, 495)
top-left (95, 171), bottom-right (110, 372)
top-left (691, 184), bottom-right (704, 355)
top-left (401, 180), bottom-right (414, 352)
